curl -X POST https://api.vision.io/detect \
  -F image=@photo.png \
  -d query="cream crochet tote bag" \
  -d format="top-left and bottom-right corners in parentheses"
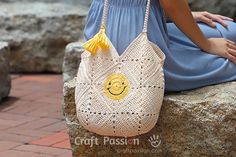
top-left (75, 0), bottom-right (166, 137)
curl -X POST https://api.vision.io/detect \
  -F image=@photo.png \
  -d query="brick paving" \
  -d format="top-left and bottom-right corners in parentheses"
top-left (0, 74), bottom-right (72, 157)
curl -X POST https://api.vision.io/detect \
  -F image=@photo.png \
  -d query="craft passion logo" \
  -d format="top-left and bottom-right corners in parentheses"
top-left (75, 136), bottom-right (139, 147)
top-left (74, 134), bottom-right (161, 148)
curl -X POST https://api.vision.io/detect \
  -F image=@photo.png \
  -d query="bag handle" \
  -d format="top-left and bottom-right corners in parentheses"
top-left (83, 0), bottom-right (151, 55)
top-left (101, 0), bottom-right (151, 33)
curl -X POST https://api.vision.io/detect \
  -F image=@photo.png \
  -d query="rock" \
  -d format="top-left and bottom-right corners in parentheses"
top-left (63, 78), bottom-right (236, 157)
top-left (63, 41), bottom-right (84, 83)
top-left (0, 42), bottom-right (11, 102)
top-left (1, 0), bottom-right (92, 7)
top-left (189, 0), bottom-right (236, 19)
top-left (0, 2), bottom-right (88, 72)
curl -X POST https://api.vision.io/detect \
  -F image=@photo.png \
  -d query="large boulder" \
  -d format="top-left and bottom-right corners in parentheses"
top-left (0, 2), bottom-right (88, 72)
top-left (0, 42), bottom-right (11, 102)
top-left (1, 0), bottom-right (93, 7)
top-left (63, 78), bottom-right (236, 157)
top-left (63, 41), bottom-right (84, 83)
top-left (189, 0), bottom-right (236, 19)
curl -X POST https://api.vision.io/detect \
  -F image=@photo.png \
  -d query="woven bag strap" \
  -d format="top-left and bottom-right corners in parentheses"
top-left (100, 0), bottom-right (151, 33)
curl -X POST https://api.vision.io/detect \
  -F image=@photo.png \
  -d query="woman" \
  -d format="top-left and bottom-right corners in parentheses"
top-left (83, 0), bottom-right (236, 92)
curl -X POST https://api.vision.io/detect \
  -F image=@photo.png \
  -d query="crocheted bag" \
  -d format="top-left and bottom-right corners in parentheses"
top-left (75, 0), bottom-right (166, 137)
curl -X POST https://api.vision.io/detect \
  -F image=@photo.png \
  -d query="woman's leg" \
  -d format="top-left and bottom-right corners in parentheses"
top-left (165, 20), bottom-right (236, 92)
top-left (218, 21), bottom-right (236, 43)
top-left (198, 20), bottom-right (236, 43)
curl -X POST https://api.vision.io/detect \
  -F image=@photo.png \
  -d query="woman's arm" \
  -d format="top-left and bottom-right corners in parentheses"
top-left (160, 0), bottom-right (236, 63)
top-left (160, 0), bottom-right (210, 51)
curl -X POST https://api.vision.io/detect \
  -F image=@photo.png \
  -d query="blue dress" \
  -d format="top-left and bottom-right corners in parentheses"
top-left (83, 0), bottom-right (236, 92)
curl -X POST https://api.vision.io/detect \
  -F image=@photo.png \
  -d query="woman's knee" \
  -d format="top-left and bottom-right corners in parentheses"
top-left (219, 20), bottom-right (236, 42)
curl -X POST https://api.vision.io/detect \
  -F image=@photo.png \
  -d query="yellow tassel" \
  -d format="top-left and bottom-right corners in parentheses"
top-left (82, 27), bottom-right (110, 55)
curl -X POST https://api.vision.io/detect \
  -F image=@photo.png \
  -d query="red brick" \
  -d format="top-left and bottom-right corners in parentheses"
top-left (60, 129), bottom-right (69, 133)
top-left (40, 121), bottom-right (66, 132)
top-left (5, 104), bottom-right (39, 115)
top-left (19, 75), bottom-right (58, 83)
top-left (0, 133), bottom-right (37, 143)
top-left (0, 141), bottom-right (21, 152)
top-left (56, 151), bottom-right (72, 157)
top-left (34, 96), bottom-right (63, 105)
top-left (5, 128), bottom-right (53, 138)
top-left (26, 105), bottom-right (62, 118)
top-left (0, 125), bottom-right (12, 131)
top-left (18, 118), bottom-right (60, 129)
top-left (45, 109), bottom-right (63, 119)
top-left (5, 101), bottom-right (49, 115)
top-left (0, 112), bottom-right (38, 131)
top-left (0, 112), bottom-right (36, 122)
top-left (0, 150), bottom-right (54, 157)
top-left (22, 83), bottom-right (53, 91)
top-left (13, 145), bottom-right (70, 156)
top-left (21, 91), bottom-right (54, 101)
top-left (50, 93), bottom-right (63, 99)
top-left (30, 132), bottom-right (69, 146)
top-left (11, 78), bottom-right (28, 87)
top-left (2, 100), bottom-right (33, 112)
top-left (1, 101), bottom-right (25, 112)
top-left (52, 139), bottom-right (71, 149)
top-left (0, 98), bottom-right (24, 111)
top-left (0, 74), bottom-right (68, 157)
top-left (10, 88), bottom-right (33, 97)
top-left (0, 119), bottom-right (27, 127)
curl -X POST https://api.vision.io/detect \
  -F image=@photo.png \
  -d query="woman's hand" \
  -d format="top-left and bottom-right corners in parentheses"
top-left (192, 11), bottom-right (234, 28)
top-left (205, 38), bottom-right (236, 63)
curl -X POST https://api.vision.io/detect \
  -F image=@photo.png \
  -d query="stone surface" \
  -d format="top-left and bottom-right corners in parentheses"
top-left (189, 0), bottom-right (236, 19)
top-left (63, 41), bottom-right (84, 83)
top-left (0, 2), bottom-right (88, 72)
top-left (0, 0), bottom-right (92, 7)
top-left (0, 42), bottom-right (11, 102)
top-left (63, 77), bottom-right (236, 157)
